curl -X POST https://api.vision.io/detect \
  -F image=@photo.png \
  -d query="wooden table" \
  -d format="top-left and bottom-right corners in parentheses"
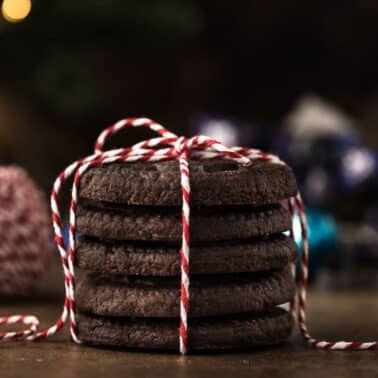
top-left (1, 265), bottom-right (377, 377)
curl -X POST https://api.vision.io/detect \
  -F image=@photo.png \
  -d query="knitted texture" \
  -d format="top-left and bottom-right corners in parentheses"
top-left (0, 166), bottom-right (51, 295)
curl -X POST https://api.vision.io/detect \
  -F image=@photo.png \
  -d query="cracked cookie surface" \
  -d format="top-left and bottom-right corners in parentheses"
top-left (76, 267), bottom-right (295, 318)
top-left (76, 202), bottom-right (292, 242)
top-left (77, 307), bottom-right (294, 351)
top-left (76, 235), bottom-right (297, 276)
top-left (79, 159), bottom-right (298, 207)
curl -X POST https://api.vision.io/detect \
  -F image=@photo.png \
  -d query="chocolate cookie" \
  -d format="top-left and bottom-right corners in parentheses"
top-left (75, 267), bottom-right (295, 318)
top-left (76, 202), bottom-right (292, 242)
top-left (77, 307), bottom-right (293, 351)
top-left (76, 235), bottom-right (297, 276)
top-left (79, 159), bottom-right (297, 207)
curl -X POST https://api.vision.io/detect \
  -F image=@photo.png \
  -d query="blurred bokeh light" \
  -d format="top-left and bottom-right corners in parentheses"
top-left (1, 0), bottom-right (31, 23)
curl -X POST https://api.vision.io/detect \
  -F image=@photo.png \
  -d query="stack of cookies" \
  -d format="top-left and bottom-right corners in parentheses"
top-left (75, 159), bottom-right (298, 352)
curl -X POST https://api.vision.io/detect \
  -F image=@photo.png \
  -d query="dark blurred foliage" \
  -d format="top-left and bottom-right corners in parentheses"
top-left (1, 0), bottom-right (378, 191)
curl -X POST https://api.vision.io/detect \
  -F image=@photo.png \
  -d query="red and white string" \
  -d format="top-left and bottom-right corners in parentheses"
top-left (1, 117), bottom-right (377, 352)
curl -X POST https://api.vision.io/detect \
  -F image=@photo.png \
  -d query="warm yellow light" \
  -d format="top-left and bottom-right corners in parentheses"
top-left (1, 0), bottom-right (32, 23)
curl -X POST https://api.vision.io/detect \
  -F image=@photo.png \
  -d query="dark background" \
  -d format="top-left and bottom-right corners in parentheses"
top-left (1, 0), bottom-right (378, 191)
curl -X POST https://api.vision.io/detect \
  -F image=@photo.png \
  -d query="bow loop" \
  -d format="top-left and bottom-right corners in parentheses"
top-left (94, 118), bottom-right (178, 154)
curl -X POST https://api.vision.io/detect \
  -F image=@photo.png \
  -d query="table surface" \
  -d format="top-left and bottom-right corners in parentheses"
top-left (1, 265), bottom-right (377, 378)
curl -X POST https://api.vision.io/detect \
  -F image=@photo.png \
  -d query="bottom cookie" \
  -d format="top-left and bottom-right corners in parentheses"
top-left (77, 308), bottom-right (293, 352)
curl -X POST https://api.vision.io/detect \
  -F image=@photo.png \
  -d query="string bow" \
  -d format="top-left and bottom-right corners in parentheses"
top-left (1, 117), bottom-right (377, 353)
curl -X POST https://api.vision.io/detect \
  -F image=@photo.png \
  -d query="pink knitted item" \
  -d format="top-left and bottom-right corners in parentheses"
top-left (0, 166), bottom-right (51, 295)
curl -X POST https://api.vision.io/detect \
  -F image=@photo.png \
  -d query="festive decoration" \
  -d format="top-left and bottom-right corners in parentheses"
top-left (0, 118), bottom-right (376, 352)
top-left (194, 116), bottom-right (242, 146)
top-left (274, 95), bottom-right (378, 211)
top-left (291, 209), bottom-right (338, 277)
top-left (193, 115), bottom-right (273, 152)
top-left (0, 166), bottom-right (51, 295)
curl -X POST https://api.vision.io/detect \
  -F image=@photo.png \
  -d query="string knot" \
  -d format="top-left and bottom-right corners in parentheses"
top-left (173, 136), bottom-right (190, 159)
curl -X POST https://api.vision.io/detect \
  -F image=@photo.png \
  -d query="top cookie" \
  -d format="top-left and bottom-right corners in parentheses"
top-left (79, 159), bottom-right (297, 206)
